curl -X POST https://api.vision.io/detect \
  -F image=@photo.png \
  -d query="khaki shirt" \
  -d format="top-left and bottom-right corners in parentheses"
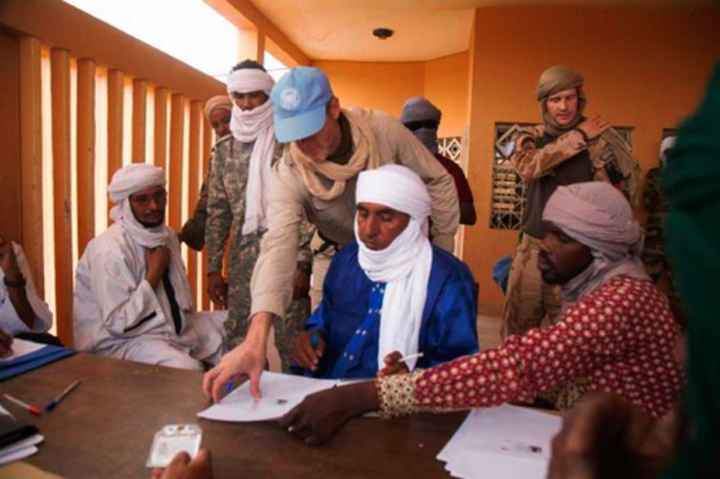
top-left (511, 125), bottom-right (640, 204)
top-left (250, 107), bottom-right (459, 319)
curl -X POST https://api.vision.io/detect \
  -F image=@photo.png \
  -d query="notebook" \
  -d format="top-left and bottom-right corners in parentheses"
top-left (0, 339), bottom-right (74, 381)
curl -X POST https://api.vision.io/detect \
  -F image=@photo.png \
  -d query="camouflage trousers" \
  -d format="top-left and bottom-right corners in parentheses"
top-left (223, 232), bottom-right (310, 372)
top-left (502, 234), bottom-right (561, 339)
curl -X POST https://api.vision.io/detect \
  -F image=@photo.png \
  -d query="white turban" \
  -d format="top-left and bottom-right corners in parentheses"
top-left (226, 68), bottom-right (276, 237)
top-left (108, 163), bottom-right (165, 204)
top-left (107, 164), bottom-right (192, 310)
top-left (226, 68), bottom-right (274, 96)
top-left (659, 136), bottom-right (677, 166)
top-left (354, 164), bottom-right (433, 371)
top-left (356, 164), bottom-right (432, 230)
top-left (543, 181), bottom-right (648, 306)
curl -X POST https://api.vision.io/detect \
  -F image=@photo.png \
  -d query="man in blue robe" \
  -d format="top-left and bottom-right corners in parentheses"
top-left (291, 164), bottom-right (479, 379)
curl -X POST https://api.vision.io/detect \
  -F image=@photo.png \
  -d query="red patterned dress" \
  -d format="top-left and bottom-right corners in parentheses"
top-left (377, 276), bottom-right (683, 418)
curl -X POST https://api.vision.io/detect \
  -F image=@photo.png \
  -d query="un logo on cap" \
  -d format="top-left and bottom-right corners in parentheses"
top-left (280, 88), bottom-right (301, 111)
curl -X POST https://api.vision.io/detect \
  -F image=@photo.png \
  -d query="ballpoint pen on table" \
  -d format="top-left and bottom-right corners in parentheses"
top-left (3, 393), bottom-right (42, 416)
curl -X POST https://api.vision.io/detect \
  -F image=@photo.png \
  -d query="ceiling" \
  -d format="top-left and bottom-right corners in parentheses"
top-left (249, 0), bottom-right (712, 62)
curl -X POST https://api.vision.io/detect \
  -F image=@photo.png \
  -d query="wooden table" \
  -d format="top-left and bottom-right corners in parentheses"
top-left (2, 354), bottom-right (466, 478)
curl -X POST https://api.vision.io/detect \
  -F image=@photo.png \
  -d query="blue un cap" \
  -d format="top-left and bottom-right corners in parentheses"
top-left (271, 67), bottom-right (333, 143)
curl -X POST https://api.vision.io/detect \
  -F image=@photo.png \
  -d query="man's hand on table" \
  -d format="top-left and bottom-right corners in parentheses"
top-left (202, 313), bottom-right (271, 402)
top-left (279, 381), bottom-right (380, 446)
top-left (151, 449), bottom-right (212, 479)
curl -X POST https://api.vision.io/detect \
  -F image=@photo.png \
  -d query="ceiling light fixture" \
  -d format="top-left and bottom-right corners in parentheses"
top-left (372, 27), bottom-right (394, 40)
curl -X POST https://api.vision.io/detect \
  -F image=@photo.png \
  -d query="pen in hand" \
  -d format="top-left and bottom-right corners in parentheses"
top-left (379, 352), bottom-right (424, 377)
top-left (397, 352), bottom-right (424, 364)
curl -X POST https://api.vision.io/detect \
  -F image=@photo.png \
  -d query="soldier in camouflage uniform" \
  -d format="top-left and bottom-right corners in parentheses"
top-left (642, 136), bottom-right (685, 326)
top-left (643, 166), bottom-right (668, 283)
top-left (503, 65), bottom-right (641, 339)
top-left (205, 61), bottom-right (313, 371)
top-left (503, 66), bottom-right (641, 409)
top-left (179, 96), bottom-right (232, 250)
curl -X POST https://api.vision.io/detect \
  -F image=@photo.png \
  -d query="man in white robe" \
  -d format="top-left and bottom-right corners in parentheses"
top-left (73, 164), bottom-right (223, 370)
top-left (0, 237), bottom-right (54, 356)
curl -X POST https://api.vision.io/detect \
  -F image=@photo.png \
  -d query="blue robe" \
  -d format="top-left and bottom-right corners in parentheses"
top-left (302, 241), bottom-right (479, 379)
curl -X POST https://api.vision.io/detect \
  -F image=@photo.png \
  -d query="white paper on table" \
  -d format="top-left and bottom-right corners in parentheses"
top-left (197, 372), bottom-right (339, 422)
top-left (436, 405), bottom-right (561, 479)
top-left (0, 434), bottom-right (44, 458)
top-left (0, 339), bottom-right (45, 363)
top-left (0, 445), bottom-right (39, 466)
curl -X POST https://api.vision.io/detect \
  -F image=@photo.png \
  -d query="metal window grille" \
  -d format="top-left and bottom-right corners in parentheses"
top-left (489, 123), bottom-right (633, 230)
top-left (438, 136), bottom-right (463, 163)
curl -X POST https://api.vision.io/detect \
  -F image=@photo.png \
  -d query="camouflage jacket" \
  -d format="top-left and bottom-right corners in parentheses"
top-left (511, 124), bottom-right (641, 206)
top-left (642, 167), bottom-right (669, 282)
top-left (205, 136), bottom-right (313, 274)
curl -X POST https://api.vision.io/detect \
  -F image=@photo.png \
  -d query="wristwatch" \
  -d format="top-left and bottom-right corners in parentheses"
top-left (3, 275), bottom-right (26, 288)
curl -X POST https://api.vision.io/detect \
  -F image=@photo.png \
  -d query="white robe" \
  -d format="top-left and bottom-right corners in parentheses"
top-left (73, 224), bottom-right (223, 370)
top-left (0, 242), bottom-right (53, 335)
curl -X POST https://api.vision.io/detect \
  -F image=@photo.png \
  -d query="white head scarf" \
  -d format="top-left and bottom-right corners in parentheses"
top-left (543, 181), bottom-right (649, 308)
top-left (226, 67), bottom-right (276, 236)
top-left (108, 164), bottom-right (192, 309)
top-left (355, 164), bottom-right (433, 371)
top-left (659, 136), bottom-right (677, 167)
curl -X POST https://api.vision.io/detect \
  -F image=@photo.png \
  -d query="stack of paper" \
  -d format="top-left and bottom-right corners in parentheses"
top-left (0, 404), bottom-right (43, 466)
top-left (0, 338), bottom-right (74, 381)
top-left (0, 339), bottom-right (46, 361)
top-left (198, 372), bottom-right (343, 422)
top-left (437, 405), bottom-right (562, 478)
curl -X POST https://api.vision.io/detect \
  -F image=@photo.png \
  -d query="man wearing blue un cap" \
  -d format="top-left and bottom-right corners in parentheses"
top-left (202, 66), bottom-right (460, 402)
top-left (271, 67), bottom-right (334, 144)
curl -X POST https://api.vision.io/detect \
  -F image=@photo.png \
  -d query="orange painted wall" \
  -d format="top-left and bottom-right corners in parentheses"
top-left (311, 60), bottom-right (426, 116)
top-left (312, 54), bottom-right (470, 137)
top-left (424, 52), bottom-right (470, 138)
top-left (465, 5), bottom-right (720, 306)
top-left (0, 31), bottom-right (22, 242)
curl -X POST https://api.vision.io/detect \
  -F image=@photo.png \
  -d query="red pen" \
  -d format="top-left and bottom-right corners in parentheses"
top-left (3, 393), bottom-right (43, 416)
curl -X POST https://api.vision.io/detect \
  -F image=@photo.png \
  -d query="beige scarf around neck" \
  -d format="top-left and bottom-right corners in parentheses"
top-left (288, 109), bottom-right (380, 201)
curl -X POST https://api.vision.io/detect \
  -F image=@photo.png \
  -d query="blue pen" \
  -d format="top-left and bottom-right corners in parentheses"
top-left (45, 379), bottom-right (81, 412)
